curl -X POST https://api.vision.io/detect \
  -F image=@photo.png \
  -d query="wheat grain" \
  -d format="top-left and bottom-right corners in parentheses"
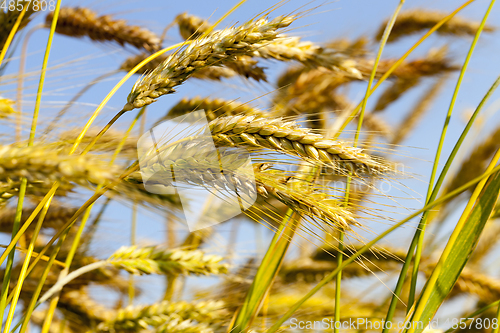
top-left (46, 7), bottom-right (161, 52)
top-left (123, 15), bottom-right (295, 111)
top-left (252, 36), bottom-right (362, 78)
top-left (175, 13), bottom-right (268, 80)
top-left (376, 9), bottom-right (495, 43)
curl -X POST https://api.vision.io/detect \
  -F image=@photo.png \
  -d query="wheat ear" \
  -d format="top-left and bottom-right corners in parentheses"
top-left (120, 53), bottom-right (239, 80)
top-left (108, 246), bottom-right (228, 276)
top-left (59, 288), bottom-right (114, 322)
top-left (46, 7), bottom-right (161, 51)
top-left (376, 9), bottom-right (495, 42)
top-left (0, 144), bottom-right (120, 185)
top-left (123, 15), bottom-right (295, 111)
top-left (0, 204), bottom-right (78, 234)
top-left (208, 115), bottom-right (391, 174)
top-left (97, 300), bottom-right (225, 332)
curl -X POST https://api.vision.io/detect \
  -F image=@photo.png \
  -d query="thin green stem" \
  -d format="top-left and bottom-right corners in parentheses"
top-left (408, 0), bottom-right (496, 310)
top-left (356, 0), bottom-right (404, 142)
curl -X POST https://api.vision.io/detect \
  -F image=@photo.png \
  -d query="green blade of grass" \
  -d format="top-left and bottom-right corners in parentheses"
top-left (404, 149), bottom-right (500, 333)
top-left (229, 210), bottom-right (300, 332)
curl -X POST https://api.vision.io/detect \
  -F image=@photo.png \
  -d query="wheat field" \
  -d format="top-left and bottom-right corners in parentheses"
top-left (1, 0), bottom-right (500, 332)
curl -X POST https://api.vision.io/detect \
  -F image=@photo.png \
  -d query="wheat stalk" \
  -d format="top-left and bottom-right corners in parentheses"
top-left (445, 125), bottom-right (500, 194)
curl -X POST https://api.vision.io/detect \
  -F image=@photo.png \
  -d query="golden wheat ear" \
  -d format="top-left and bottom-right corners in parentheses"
top-left (376, 9), bottom-right (495, 43)
top-left (46, 7), bottom-right (161, 52)
top-left (123, 15), bottom-right (296, 111)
